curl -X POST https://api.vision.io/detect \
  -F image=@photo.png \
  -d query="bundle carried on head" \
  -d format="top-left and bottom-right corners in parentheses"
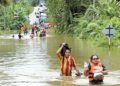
top-left (60, 43), bottom-right (71, 57)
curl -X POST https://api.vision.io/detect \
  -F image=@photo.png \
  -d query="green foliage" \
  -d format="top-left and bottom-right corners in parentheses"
top-left (1, 0), bottom-right (120, 46)
top-left (47, 0), bottom-right (70, 32)
top-left (110, 17), bottom-right (120, 39)
top-left (110, 17), bottom-right (120, 30)
top-left (47, 0), bottom-right (85, 32)
top-left (0, 0), bottom-right (11, 6)
top-left (0, 0), bottom-right (34, 30)
top-left (47, 0), bottom-right (120, 46)
top-left (86, 23), bottom-right (101, 38)
top-left (29, 0), bottom-right (39, 6)
top-left (0, 5), bottom-right (4, 30)
top-left (75, 0), bottom-right (120, 45)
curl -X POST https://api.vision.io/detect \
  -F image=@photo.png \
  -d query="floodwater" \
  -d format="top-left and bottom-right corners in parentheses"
top-left (0, 34), bottom-right (120, 86)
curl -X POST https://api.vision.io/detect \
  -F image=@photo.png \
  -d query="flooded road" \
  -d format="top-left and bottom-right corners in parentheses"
top-left (0, 0), bottom-right (120, 85)
top-left (0, 34), bottom-right (120, 86)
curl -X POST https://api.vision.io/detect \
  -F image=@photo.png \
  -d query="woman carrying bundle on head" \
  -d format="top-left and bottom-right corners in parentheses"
top-left (56, 43), bottom-right (80, 76)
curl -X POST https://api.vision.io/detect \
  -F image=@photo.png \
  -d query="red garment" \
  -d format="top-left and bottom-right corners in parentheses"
top-left (60, 56), bottom-right (76, 76)
top-left (32, 25), bottom-right (36, 30)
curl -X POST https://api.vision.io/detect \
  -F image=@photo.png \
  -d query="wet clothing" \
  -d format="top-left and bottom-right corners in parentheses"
top-left (58, 55), bottom-right (76, 76)
top-left (88, 64), bottom-right (106, 72)
top-left (87, 61), bottom-right (106, 83)
top-left (31, 25), bottom-right (36, 34)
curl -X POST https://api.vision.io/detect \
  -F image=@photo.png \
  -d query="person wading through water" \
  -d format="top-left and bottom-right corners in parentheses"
top-left (84, 55), bottom-right (108, 84)
top-left (56, 43), bottom-right (80, 76)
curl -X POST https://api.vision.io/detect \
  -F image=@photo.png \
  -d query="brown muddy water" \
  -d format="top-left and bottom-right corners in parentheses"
top-left (0, 34), bottom-right (120, 86)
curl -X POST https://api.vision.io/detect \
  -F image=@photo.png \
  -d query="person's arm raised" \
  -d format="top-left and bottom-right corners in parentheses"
top-left (56, 43), bottom-right (65, 60)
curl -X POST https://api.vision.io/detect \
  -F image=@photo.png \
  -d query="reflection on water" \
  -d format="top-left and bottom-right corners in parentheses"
top-left (0, 34), bottom-right (120, 86)
top-left (0, 36), bottom-right (58, 86)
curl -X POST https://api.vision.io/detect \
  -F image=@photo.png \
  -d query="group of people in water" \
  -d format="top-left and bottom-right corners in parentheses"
top-left (56, 43), bottom-right (108, 84)
top-left (15, 23), bottom-right (28, 39)
top-left (14, 23), bottom-right (47, 39)
top-left (30, 24), bottom-right (46, 38)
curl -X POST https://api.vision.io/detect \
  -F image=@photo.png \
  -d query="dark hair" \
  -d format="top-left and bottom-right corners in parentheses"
top-left (90, 55), bottom-right (99, 61)
top-left (60, 43), bottom-right (71, 57)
